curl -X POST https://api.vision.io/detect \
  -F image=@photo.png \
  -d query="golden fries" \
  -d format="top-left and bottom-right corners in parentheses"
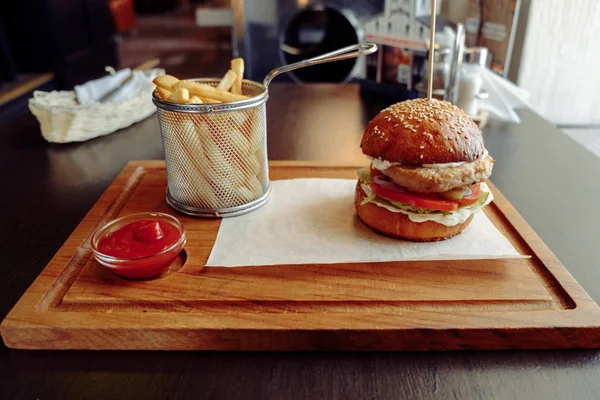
top-left (230, 58), bottom-right (244, 95)
top-left (216, 69), bottom-right (237, 91)
top-left (168, 88), bottom-right (190, 103)
top-left (174, 80), bottom-right (248, 103)
top-left (153, 75), bottom-right (179, 90)
top-left (152, 58), bottom-right (249, 104)
top-left (155, 86), bottom-right (173, 100)
top-left (175, 119), bottom-right (221, 207)
top-left (153, 57), bottom-right (267, 207)
top-left (198, 96), bottom-right (221, 104)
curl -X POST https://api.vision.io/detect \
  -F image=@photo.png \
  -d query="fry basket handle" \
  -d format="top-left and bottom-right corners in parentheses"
top-left (262, 43), bottom-right (378, 88)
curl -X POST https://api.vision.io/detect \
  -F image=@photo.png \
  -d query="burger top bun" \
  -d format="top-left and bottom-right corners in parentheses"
top-left (360, 98), bottom-right (485, 165)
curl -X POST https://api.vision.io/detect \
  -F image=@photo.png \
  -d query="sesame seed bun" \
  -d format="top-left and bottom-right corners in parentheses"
top-left (354, 183), bottom-right (474, 241)
top-left (360, 98), bottom-right (485, 165)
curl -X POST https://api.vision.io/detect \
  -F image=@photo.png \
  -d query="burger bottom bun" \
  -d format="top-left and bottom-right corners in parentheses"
top-left (354, 182), bottom-right (474, 242)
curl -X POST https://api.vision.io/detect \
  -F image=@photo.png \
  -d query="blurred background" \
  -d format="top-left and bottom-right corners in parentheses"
top-left (0, 0), bottom-right (599, 155)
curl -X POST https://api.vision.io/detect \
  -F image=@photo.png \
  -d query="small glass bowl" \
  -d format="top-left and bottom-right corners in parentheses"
top-left (91, 212), bottom-right (186, 279)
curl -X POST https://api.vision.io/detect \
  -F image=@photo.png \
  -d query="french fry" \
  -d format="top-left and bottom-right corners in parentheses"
top-left (153, 75), bottom-right (179, 90)
top-left (230, 58), bottom-right (244, 95)
top-left (198, 96), bottom-right (221, 104)
top-left (216, 69), bottom-right (237, 91)
top-left (246, 110), bottom-right (264, 154)
top-left (155, 86), bottom-right (172, 100)
top-left (157, 58), bottom-right (265, 207)
top-left (173, 80), bottom-right (249, 103)
top-left (202, 117), bottom-right (245, 183)
top-left (169, 88), bottom-right (190, 104)
top-left (244, 174), bottom-right (264, 200)
top-left (227, 110), bottom-right (265, 198)
top-left (176, 119), bottom-right (221, 207)
top-left (236, 186), bottom-right (256, 203)
top-left (227, 122), bottom-right (254, 159)
top-left (201, 122), bottom-right (251, 204)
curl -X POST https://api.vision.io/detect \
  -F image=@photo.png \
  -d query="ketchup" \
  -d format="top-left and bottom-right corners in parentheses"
top-left (98, 220), bottom-right (180, 259)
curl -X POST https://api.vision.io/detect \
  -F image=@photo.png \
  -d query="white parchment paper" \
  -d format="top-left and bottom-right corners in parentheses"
top-left (205, 179), bottom-right (526, 267)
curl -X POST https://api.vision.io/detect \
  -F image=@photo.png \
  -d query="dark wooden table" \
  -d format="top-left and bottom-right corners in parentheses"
top-left (1, 84), bottom-right (600, 399)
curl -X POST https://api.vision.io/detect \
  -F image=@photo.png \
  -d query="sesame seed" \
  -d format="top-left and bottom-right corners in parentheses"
top-left (420, 154), bottom-right (423, 159)
top-left (420, 145), bottom-right (425, 149)
top-left (449, 148), bottom-right (454, 153)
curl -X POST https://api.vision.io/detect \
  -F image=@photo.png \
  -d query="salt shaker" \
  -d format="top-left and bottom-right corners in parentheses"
top-left (456, 47), bottom-right (488, 117)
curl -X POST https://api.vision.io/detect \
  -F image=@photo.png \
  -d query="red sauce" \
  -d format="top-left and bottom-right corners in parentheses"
top-left (98, 220), bottom-right (181, 259)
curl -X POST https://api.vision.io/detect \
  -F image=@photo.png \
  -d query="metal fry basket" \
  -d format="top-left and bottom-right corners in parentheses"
top-left (152, 43), bottom-right (377, 218)
top-left (154, 79), bottom-right (269, 217)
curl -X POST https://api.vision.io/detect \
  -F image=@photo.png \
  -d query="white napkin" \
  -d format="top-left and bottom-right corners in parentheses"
top-left (74, 68), bottom-right (161, 105)
top-left (206, 179), bottom-right (525, 267)
top-left (480, 68), bottom-right (531, 123)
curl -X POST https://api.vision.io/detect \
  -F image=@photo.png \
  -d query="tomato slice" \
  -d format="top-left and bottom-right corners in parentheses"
top-left (459, 184), bottom-right (481, 205)
top-left (371, 176), bottom-right (459, 212)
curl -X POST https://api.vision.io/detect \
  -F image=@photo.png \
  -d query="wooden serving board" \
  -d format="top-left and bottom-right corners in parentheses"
top-left (3, 161), bottom-right (600, 350)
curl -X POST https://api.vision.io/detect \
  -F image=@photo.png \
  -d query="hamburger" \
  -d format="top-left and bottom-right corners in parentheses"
top-left (355, 98), bottom-right (495, 241)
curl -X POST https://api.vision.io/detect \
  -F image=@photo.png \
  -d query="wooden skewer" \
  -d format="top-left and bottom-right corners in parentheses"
top-left (427, 0), bottom-right (437, 100)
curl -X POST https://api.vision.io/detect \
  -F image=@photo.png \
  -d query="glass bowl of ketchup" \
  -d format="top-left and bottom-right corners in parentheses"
top-left (91, 212), bottom-right (186, 279)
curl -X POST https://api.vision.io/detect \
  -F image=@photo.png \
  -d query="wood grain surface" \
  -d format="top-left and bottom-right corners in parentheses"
top-left (2, 161), bottom-right (600, 351)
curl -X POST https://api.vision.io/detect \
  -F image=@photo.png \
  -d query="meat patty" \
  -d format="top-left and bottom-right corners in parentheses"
top-left (381, 155), bottom-right (495, 193)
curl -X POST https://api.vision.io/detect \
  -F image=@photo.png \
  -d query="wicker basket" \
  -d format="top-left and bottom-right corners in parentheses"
top-left (29, 68), bottom-right (165, 143)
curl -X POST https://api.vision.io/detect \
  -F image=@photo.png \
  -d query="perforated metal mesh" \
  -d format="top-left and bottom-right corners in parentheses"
top-left (155, 80), bottom-right (269, 213)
